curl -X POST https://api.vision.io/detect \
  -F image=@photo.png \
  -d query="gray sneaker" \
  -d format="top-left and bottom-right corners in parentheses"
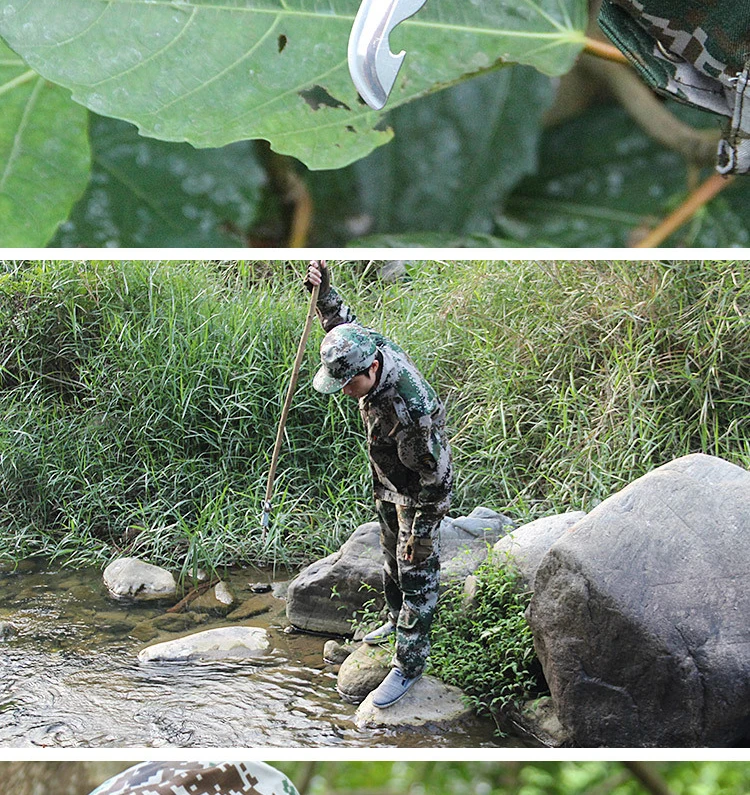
top-left (362, 620), bottom-right (396, 645)
top-left (371, 667), bottom-right (422, 708)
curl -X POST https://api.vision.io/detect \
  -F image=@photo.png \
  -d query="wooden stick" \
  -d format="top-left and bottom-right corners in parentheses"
top-left (632, 172), bottom-right (734, 247)
top-left (262, 280), bottom-right (320, 533)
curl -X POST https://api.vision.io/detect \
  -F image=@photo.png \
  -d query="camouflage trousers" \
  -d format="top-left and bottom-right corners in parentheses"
top-left (376, 499), bottom-right (442, 679)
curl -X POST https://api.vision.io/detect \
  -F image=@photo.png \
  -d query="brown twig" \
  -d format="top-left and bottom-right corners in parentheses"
top-left (166, 577), bottom-right (219, 613)
top-left (295, 762), bottom-right (318, 795)
top-left (622, 762), bottom-right (676, 795)
top-left (583, 37), bottom-right (630, 64)
top-left (579, 56), bottom-right (721, 166)
top-left (254, 142), bottom-right (313, 247)
top-left (584, 771), bottom-right (633, 795)
top-left (632, 172), bottom-right (734, 247)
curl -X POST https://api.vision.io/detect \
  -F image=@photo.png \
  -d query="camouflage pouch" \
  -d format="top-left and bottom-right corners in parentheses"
top-left (404, 533), bottom-right (433, 564)
top-left (598, 0), bottom-right (750, 174)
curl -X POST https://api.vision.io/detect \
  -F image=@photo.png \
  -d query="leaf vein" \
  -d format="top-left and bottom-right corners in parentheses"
top-left (144, 15), bottom-right (281, 116)
top-left (88, 6), bottom-right (199, 88)
top-left (0, 75), bottom-right (43, 192)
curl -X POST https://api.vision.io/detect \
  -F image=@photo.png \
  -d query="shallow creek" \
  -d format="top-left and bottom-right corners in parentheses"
top-left (0, 560), bottom-right (509, 748)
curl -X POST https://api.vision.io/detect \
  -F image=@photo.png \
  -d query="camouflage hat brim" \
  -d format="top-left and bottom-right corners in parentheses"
top-left (313, 365), bottom-right (351, 393)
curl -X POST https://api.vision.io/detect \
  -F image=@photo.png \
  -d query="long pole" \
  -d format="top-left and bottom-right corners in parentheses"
top-left (261, 281), bottom-right (320, 535)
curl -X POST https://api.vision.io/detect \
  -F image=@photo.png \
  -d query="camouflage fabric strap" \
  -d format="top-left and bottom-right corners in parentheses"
top-left (599, 0), bottom-right (750, 174)
top-left (89, 763), bottom-right (299, 795)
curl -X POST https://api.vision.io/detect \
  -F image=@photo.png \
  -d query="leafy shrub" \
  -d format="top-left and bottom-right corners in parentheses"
top-left (429, 553), bottom-right (544, 723)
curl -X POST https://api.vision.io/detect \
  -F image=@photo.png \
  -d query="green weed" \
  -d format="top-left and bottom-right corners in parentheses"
top-left (429, 553), bottom-right (542, 724)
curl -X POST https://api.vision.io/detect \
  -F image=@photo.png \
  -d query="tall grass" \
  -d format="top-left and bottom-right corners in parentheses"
top-left (0, 260), bottom-right (747, 570)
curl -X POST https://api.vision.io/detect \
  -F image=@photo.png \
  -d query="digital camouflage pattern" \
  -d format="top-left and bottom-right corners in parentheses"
top-left (377, 499), bottom-right (440, 677)
top-left (314, 323), bottom-right (377, 393)
top-left (315, 280), bottom-right (453, 677)
top-left (599, 0), bottom-right (750, 174)
top-left (89, 763), bottom-right (298, 795)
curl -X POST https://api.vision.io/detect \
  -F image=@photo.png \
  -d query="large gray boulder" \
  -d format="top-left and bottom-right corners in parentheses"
top-left (528, 453), bottom-right (750, 747)
top-left (103, 557), bottom-right (177, 601)
top-left (286, 508), bottom-right (512, 635)
top-left (286, 521), bottom-right (384, 634)
top-left (493, 511), bottom-right (586, 587)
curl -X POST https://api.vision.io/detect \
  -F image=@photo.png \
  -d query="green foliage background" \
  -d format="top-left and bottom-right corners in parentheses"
top-left (0, 259), bottom-right (747, 569)
top-left (273, 761), bottom-right (750, 795)
top-left (429, 555), bottom-right (541, 718)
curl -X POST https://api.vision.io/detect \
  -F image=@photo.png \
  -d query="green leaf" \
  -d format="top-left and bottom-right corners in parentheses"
top-left (351, 66), bottom-right (555, 234)
top-left (347, 232), bottom-right (528, 247)
top-left (0, 40), bottom-right (90, 246)
top-left (500, 102), bottom-right (734, 247)
top-left (306, 66), bottom-right (554, 243)
top-left (52, 115), bottom-right (266, 247)
top-left (0, 0), bottom-right (587, 170)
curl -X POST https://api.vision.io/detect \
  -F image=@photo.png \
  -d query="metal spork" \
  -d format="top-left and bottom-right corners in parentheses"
top-left (347, 0), bottom-right (429, 110)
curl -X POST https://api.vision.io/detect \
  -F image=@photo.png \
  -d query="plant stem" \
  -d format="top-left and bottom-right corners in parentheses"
top-left (583, 37), bottom-right (630, 64)
top-left (295, 762), bottom-right (318, 795)
top-left (632, 172), bottom-right (734, 247)
top-left (580, 56), bottom-right (721, 166)
top-left (622, 762), bottom-right (676, 795)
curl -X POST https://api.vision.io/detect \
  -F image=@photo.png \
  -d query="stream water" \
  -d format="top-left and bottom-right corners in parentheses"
top-left (0, 560), bottom-right (510, 748)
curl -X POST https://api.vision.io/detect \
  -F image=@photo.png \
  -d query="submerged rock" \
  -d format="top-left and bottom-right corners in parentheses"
top-left (138, 626), bottom-right (270, 663)
top-left (131, 611), bottom-right (210, 643)
top-left (0, 621), bottom-right (18, 640)
top-left (103, 558), bottom-right (177, 601)
top-left (336, 643), bottom-right (391, 702)
top-left (190, 581), bottom-right (235, 613)
top-left (354, 675), bottom-right (473, 729)
top-left (226, 592), bottom-right (280, 622)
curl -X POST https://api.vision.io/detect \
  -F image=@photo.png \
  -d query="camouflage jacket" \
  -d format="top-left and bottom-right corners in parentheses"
top-left (599, 0), bottom-right (750, 174)
top-left (317, 285), bottom-right (453, 536)
top-left (89, 763), bottom-right (298, 795)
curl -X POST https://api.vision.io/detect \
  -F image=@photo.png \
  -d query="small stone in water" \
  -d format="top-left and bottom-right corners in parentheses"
top-left (250, 582), bottom-right (272, 593)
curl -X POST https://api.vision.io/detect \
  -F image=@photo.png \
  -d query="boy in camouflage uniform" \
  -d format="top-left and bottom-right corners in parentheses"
top-left (305, 261), bottom-right (453, 708)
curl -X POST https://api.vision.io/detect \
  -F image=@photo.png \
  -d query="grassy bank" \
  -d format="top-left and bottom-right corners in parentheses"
top-left (0, 260), bottom-right (747, 571)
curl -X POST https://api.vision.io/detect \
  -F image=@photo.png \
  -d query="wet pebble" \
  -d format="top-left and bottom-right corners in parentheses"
top-left (323, 639), bottom-right (354, 665)
top-left (0, 621), bottom-right (18, 639)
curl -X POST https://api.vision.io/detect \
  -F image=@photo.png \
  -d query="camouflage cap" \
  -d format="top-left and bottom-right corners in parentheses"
top-left (313, 323), bottom-right (377, 393)
top-left (88, 763), bottom-right (299, 795)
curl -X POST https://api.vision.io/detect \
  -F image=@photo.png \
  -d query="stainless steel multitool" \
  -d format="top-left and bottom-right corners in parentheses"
top-left (347, 0), bottom-right (429, 109)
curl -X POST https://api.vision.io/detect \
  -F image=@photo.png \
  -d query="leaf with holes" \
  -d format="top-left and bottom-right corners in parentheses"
top-left (0, 40), bottom-right (90, 246)
top-left (0, 0), bottom-right (588, 171)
